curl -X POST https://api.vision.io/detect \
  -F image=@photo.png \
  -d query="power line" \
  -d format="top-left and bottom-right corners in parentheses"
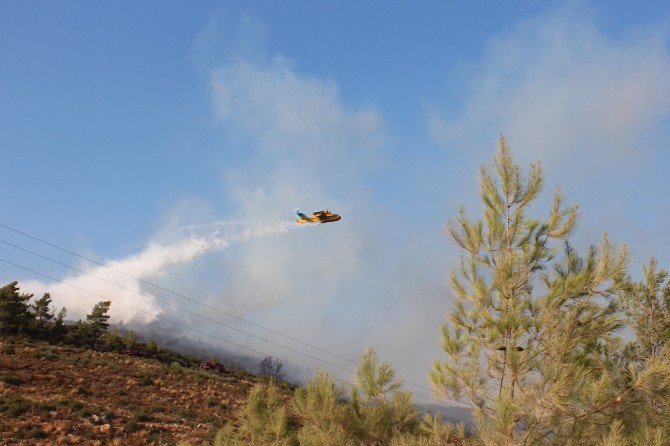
top-left (0, 257), bottom-right (315, 375)
top-left (0, 256), bottom-right (463, 408)
top-left (0, 222), bottom-right (356, 365)
top-left (0, 238), bottom-right (452, 402)
top-left (0, 221), bottom-right (473, 409)
top-left (0, 238), bottom-right (356, 374)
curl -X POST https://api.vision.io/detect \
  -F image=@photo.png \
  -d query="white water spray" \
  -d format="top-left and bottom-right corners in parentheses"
top-left (21, 221), bottom-right (299, 323)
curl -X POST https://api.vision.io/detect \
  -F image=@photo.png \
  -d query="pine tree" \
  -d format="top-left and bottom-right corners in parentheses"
top-left (30, 292), bottom-right (67, 337)
top-left (293, 369), bottom-right (356, 446)
top-left (31, 293), bottom-right (54, 327)
top-left (213, 347), bottom-right (462, 445)
top-left (86, 301), bottom-right (111, 333)
top-left (431, 137), bottom-right (630, 445)
top-left (351, 348), bottom-right (419, 444)
top-left (614, 258), bottom-right (670, 440)
top-left (52, 307), bottom-right (67, 336)
top-left (623, 258), bottom-right (670, 364)
top-left (292, 349), bottom-right (461, 445)
top-left (235, 382), bottom-right (295, 445)
top-left (0, 281), bottom-right (35, 334)
top-left (76, 301), bottom-right (111, 346)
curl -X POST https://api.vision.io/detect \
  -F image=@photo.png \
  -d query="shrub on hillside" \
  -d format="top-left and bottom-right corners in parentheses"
top-left (1, 374), bottom-right (23, 386)
top-left (0, 396), bottom-right (31, 417)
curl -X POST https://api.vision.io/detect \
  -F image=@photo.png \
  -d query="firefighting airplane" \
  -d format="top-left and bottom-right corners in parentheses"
top-left (295, 207), bottom-right (341, 224)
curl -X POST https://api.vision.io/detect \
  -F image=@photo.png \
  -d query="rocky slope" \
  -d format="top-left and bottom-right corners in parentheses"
top-left (0, 336), bottom-right (275, 445)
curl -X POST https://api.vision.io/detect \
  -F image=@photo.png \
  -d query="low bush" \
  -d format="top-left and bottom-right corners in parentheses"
top-left (16, 426), bottom-right (46, 439)
top-left (32, 347), bottom-right (58, 360)
top-left (1, 397), bottom-right (31, 417)
top-left (138, 374), bottom-right (154, 386)
top-left (125, 420), bottom-right (144, 432)
top-left (133, 407), bottom-right (154, 423)
top-left (0, 374), bottom-right (23, 386)
top-left (34, 401), bottom-right (57, 412)
top-left (0, 344), bottom-right (15, 355)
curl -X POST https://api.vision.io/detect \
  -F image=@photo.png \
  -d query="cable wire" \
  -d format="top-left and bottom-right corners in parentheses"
top-left (0, 222), bottom-right (473, 409)
top-left (0, 238), bottom-right (357, 374)
top-left (0, 222), bottom-right (357, 365)
top-left (0, 256), bottom-right (465, 408)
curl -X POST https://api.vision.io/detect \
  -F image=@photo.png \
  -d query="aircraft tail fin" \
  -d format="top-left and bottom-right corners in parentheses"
top-left (295, 207), bottom-right (308, 219)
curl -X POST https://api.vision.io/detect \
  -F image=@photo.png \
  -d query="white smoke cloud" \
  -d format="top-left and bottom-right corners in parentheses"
top-left (211, 56), bottom-right (381, 167)
top-left (429, 5), bottom-right (670, 269)
top-left (21, 221), bottom-right (296, 324)
top-left (202, 55), bottom-right (464, 395)
top-left (431, 7), bottom-right (670, 167)
top-left (210, 55), bottom-right (382, 225)
top-left (207, 56), bottom-right (391, 364)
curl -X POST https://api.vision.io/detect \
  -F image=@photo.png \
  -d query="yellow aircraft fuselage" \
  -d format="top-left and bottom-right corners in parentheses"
top-left (296, 210), bottom-right (341, 224)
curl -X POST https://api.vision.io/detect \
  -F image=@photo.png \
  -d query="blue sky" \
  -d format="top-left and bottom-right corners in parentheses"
top-left (2, 1), bottom-right (670, 395)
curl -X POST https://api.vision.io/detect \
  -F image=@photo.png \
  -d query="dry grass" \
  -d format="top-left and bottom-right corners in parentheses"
top-left (0, 337), bottom-right (271, 445)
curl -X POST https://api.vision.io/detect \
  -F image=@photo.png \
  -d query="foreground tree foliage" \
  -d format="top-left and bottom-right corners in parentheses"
top-left (350, 348), bottom-right (420, 443)
top-left (430, 136), bottom-right (670, 445)
top-left (293, 369), bottom-right (355, 445)
top-left (216, 349), bottom-right (465, 446)
top-left (614, 258), bottom-right (670, 444)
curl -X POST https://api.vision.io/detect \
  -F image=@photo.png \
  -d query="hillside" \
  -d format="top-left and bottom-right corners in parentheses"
top-left (0, 336), bottom-right (283, 445)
